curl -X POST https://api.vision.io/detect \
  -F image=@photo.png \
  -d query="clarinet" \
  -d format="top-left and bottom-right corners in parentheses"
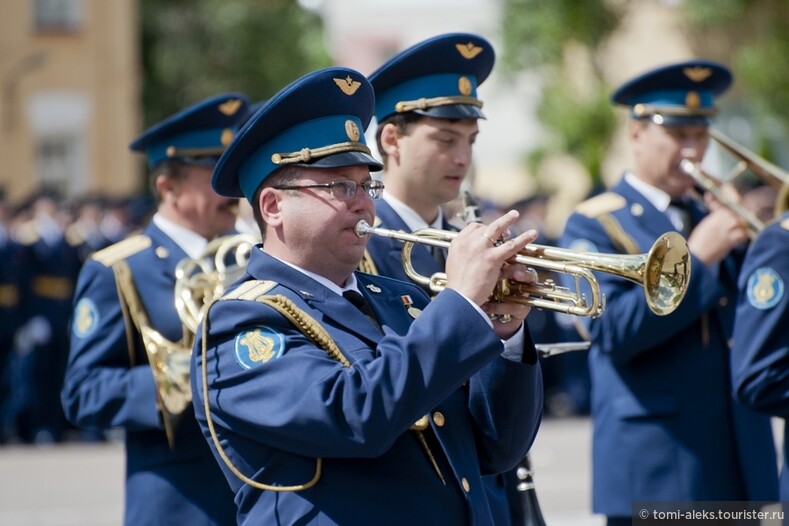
top-left (516, 454), bottom-right (547, 526)
top-left (461, 190), bottom-right (545, 526)
top-left (462, 190), bottom-right (549, 525)
top-left (460, 190), bottom-right (483, 225)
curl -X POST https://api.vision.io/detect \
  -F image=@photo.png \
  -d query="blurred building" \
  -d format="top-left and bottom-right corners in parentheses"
top-left (0, 0), bottom-right (141, 202)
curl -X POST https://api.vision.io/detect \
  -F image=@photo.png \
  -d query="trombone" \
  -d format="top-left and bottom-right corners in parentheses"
top-left (354, 220), bottom-right (690, 318)
top-left (679, 128), bottom-right (789, 235)
top-left (709, 128), bottom-right (789, 217)
top-left (679, 158), bottom-right (765, 237)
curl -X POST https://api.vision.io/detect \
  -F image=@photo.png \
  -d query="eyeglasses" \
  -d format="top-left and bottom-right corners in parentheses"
top-left (272, 180), bottom-right (385, 200)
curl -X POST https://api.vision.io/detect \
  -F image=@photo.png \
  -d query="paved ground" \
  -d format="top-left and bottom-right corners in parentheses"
top-left (0, 417), bottom-right (602, 525)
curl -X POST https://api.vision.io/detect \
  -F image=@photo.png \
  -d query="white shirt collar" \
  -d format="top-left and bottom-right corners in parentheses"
top-left (382, 193), bottom-right (444, 231)
top-left (624, 172), bottom-right (671, 212)
top-left (272, 253), bottom-right (359, 297)
top-left (152, 213), bottom-right (208, 260)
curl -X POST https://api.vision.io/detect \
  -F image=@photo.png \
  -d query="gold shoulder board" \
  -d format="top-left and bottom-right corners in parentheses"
top-left (224, 280), bottom-right (278, 301)
top-left (92, 235), bottom-right (152, 267)
top-left (574, 193), bottom-right (626, 218)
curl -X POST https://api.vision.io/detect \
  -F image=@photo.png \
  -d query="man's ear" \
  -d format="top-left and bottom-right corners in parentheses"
top-left (258, 188), bottom-right (282, 227)
top-left (379, 122), bottom-right (401, 159)
top-left (154, 174), bottom-right (177, 203)
top-left (629, 119), bottom-right (645, 142)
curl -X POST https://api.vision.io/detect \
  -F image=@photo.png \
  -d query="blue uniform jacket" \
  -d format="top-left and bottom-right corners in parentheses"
top-left (364, 198), bottom-right (526, 525)
top-left (731, 211), bottom-right (789, 499)
top-left (192, 248), bottom-right (543, 526)
top-left (61, 222), bottom-right (236, 526)
top-left (560, 178), bottom-right (778, 516)
top-left (365, 199), bottom-right (450, 295)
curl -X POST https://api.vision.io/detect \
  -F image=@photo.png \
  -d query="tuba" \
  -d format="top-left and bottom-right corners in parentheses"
top-left (149, 233), bottom-right (257, 446)
top-left (174, 233), bottom-right (258, 334)
top-left (354, 220), bottom-right (690, 318)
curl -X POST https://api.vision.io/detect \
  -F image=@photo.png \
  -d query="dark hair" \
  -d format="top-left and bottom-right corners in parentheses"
top-left (375, 112), bottom-right (424, 167)
top-left (149, 160), bottom-right (191, 203)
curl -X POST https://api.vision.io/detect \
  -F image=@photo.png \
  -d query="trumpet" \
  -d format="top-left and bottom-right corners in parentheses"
top-left (354, 220), bottom-right (690, 318)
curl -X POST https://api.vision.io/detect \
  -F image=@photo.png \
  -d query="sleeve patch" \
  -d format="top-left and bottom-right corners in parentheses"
top-left (73, 298), bottom-right (100, 338)
top-left (234, 327), bottom-right (285, 369)
top-left (747, 267), bottom-right (784, 310)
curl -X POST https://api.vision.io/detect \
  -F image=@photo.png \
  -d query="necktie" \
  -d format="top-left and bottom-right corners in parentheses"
top-left (431, 246), bottom-right (446, 267)
top-left (343, 290), bottom-right (381, 331)
top-left (669, 199), bottom-right (692, 236)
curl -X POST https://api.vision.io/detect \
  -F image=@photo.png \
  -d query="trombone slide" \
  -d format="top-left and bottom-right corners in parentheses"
top-left (679, 159), bottom-right (765, 237)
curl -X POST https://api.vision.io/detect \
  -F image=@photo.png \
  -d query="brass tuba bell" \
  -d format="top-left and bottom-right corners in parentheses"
top-left (146, 233), bottom-right (258, 446)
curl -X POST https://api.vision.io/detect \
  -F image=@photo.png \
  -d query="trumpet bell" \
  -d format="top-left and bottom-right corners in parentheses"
top-left (642, 232), bottom-right (691, 315)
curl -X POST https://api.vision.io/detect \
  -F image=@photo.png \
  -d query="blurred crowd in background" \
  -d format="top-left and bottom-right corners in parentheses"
top-left (0, 167), bottom-right (778, 446)
top-left (0, 186), bottom-right (155, 445)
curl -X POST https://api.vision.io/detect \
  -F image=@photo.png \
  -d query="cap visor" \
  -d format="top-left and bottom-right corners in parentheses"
top-left (292, 151), bottom-right (383, 172)
top-left (413, 104), bottom-right (485, 120)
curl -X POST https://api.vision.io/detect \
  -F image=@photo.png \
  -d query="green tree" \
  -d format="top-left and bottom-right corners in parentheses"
top-left (501, 0), bottom-right (625, 189)
top-left (683, 0), bottom-right (789, 128)
top-left (139, 0), bottom-right (331, 127)
top-left (502, 0), bottom-right (789, 187)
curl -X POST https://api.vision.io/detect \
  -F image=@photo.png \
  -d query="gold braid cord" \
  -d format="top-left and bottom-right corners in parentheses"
top-left (201, 292), bottom-right (351, 492)
top-left (111, 262), bottom-right (140, 367)
top-left (202, 286), bottom-right (445, 491)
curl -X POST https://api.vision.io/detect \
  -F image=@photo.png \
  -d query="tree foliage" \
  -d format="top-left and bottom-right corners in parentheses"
top-left (683, 0), bottom-right (789, 126)
top-left (500, 0), bottom-right (789, 184)
top-left (139, 0), bottom-right (331, 126)
top-left (500, 0), bottom-right (625, 187)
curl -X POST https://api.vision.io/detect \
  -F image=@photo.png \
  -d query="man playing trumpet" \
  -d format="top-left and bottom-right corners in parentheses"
top-left (192, 66), bottom-right (543, 525)
top-left (559, 60), bottom-right (778, 525)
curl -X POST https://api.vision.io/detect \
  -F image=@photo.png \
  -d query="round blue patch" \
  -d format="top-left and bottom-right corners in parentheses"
top-left (234, 327), bottom-right (285, 369)
top-left (747, 267), bottom-right (784, 310)
top-left (72, 298), bottom-right (100, 338)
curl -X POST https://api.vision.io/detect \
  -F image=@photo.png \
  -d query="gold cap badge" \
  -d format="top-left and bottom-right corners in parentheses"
top-left (221, 128), bottom-right (234, 146)
top-left (685, 91), bottom-right (700, 109)
top-left (458, 76), bottom-right (472, 96)
top-left (456, 42), bottom-right (483, 60)
top-left (683, 67), bottom-right (712, 83)
top-left (345, 120), bottom-right (360, 142)
top-left (218, 99), bottom-right (243, 116)
top-left (334, 76), bottom-right (362, 96)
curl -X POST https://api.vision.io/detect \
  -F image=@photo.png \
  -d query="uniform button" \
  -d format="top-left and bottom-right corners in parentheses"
top-left (432, 411), bottom-right (445, 427)
top-left (461, 477), bottom-right (471, 493)
top-left (155, 246), bottom-right (169, 259)
top-left (719, 297), bottom-right (728, 307)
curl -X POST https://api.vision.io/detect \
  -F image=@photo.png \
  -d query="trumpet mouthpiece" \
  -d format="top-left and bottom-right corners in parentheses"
top-left (679, 159), bottom-right (695, 175)
top-left (354, 220), bottom-right (372, 238)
